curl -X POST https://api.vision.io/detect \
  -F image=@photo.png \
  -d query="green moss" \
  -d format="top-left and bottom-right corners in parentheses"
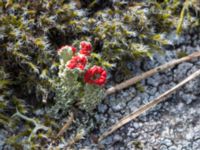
top-left (177, 51), bottom-right (188, 58)
top-left (132, 140), bottom-right (143, 149)
top-left (135, 83), bottom-right (145, 93)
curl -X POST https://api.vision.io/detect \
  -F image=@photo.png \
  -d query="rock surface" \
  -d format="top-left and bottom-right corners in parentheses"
top-left (76, 26), bottom-right (200, 149)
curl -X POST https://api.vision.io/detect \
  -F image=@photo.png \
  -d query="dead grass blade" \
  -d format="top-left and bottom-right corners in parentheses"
top-left (99, 69), bottom-right (200, 142)
top-left (106, 51), bottom-right (200, 95)
top-left (56, 112), bottom-right (74, 138)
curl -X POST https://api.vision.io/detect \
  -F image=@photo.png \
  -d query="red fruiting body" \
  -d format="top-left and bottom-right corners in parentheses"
top-left (66, 55), bottom-right (87, 70)
top-left (79, 41), bottom-right (92, 56)
top-left (84, 66), bottom-right (107, 86)
top-left (70, 46), bottom-right (77, 54)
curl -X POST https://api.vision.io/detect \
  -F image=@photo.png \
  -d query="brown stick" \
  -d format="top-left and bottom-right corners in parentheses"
top-left (56, 112), bottom-right (74, 138)
top-left (106, 51), bottom-right (200, 95)
top-left (65, 129), bottom-right (85, 149)
top-left (99, 69), bottom-right (200, 142)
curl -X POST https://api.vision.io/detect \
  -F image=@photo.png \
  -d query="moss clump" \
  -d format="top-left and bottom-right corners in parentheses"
top-left (0, 0), bottom-right (200, 148)
top-left (177, 51), bottom-right (188, 58)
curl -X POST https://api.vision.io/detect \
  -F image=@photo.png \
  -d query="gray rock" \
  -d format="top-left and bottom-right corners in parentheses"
top-left (193, 139), bottom-right (200, 150)
top-left (119, 147), bottom-right (125, 150)
top-left (121, 91), bottom-right (129, 98)
top-left (113, 135), bottom-right (123, 142)
top-left (174, 62), bottom-right (193, 81)
top-left (147, 74), bottom-right (161, 87)
top-left (110, 117), bottom-right (119, 124)
top-left (146, 86), bottom-right (157, 96)
top-left (168, 146), bottom-right (178, 150)
top-left (185, 132), bottom-right (194, 140)
top-left (167, 32), bottom-right (184, 45)
top-left (159, 145), bottom-right (168, 150)
top-left (186, 46), bottom-right (196, 53)
top-left (161, 139), bottom-right (173, 146)
top-left (178, 92), bottom-right (197, 104)
top-left (98, 104), bottom-right (108, 113)
top-left (130, 132), bottom-right (140, 139)
top-left (111, 102), bottom-right (126, 112)
top-left (80, 26), bottom-right (200, 150)
top-left (140, 93), bottom-right (150, 104)
top-left (95, 114), bottom-right (107, 123)
top-left (143, 59), bottom-right (156, 70)
top-left (154, 53), bottom-right (167, 64)
top-left (165, 50), bottom-right (176, 61)
top-left (101, 136), bottom-right (113, 145)
top-left (128, 87), bottom-right (136, 95)
top-left (127, 100), bottom-right (140, 112)
top-left (132, 122), bottom-right (141, 130)
top-left (159, 84), bottom-right (171, 93)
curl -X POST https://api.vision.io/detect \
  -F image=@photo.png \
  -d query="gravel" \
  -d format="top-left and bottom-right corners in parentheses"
top-left (98, 104), bottom-right (108, 113)
top-left (74, 26), bottom-right (200, 149)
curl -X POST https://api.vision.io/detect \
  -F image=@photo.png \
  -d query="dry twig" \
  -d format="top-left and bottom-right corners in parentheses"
top-left (56, 112), bottom-right (74, 138)
top-left (65, 129), bottom-right (85, 149)
top-left (106, 51), bottom-right (200, 95)
top-left (99, 69), bottom-right (200, 142)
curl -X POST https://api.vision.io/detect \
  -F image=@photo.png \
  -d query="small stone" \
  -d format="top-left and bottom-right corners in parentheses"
top-left (165, 50), bottom-right (176, 61)
top-left (110, 117), bottom-right (118, 124)
top-left (129, 87), bottom-right (136, 95)
top-left (119, 147), bottom-right (125, 150)
top-left (154, 53), bottom-right (167, 64)
top-left (127, 99), bottom-right (140, 112)
top-left (178, 92), bottom-right (197, 104)
top-left (159, 84), bottom-right (170, 93)
top-left (143, 59), bottom-right (156, 70)
top-left (147, 74), bottom-right (161, 87)
top-left (161, 139), bottom-right (173, 146)
top-left (140, 93), bottom-right (150, 104)
top-left (176, 144), bottom-right (183, 150)
top-left (108, 147), bottom-right (114, 150)
top-left (98, 104), bottom-right (108, 113)
top-left (159, 145), bottom-right (168, 150)
top-left (186, 132), bottom-right (193, 140)
top-left (113, 135), bottom-right (123, 142)
top-left (127, 128), bottom-right (134, 136)
top-left (176, 102), bottom-right (184, 111)
top-left (168, 146), bottom-right (178, 150)
top-left (174, 62), bottom-right (193, 81)
top-left (95, 114), bottom-right (107, 123)
top-left (111, 102), bottom-right (126, 112)
top-left (187, 46), bottom-right (196, 53)
top-left (175, 124), bottom-right (185, 132)
top-left (133, 122), bottom-right (141, 130)
top-left (122, 91), bottom-right (129, 98)
top-left (146, 86), bottom-right (157, 96)
top-left (131, 132), bottom-right (140, 138)
top-left (101, 136), bottom-right (113, 145)
top-left (193, 139), bottom-right (200, 149)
